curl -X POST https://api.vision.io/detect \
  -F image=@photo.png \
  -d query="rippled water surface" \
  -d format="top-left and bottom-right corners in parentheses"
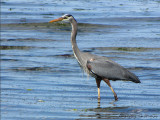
top-left (1, 0), bottom-right (160, 119)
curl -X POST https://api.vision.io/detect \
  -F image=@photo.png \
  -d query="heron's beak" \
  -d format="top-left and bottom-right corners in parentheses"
top-left (49, 17), bottom-right (63, 23)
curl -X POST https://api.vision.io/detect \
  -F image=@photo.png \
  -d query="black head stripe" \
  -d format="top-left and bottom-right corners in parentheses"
top-left (67, 14), bottom-right (72, 17)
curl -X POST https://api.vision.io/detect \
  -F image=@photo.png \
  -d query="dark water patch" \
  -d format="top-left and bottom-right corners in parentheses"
top-left (95, 47), bottom-right (160, 52)
top-left (79, 106), bottom-right (159, 119)
top-left (1, 58), bottom-right (19, 62)
top-left (86, 106), bottom-right (130, 112)
top-left (1, 38), bottom-right (57, 42)
top-left (140, 93), bottom-right (160, 97)
top-left (73, 8), bottom-right (91, 11)
top-left (2, 11), bottom-right (40, 16)
top-left (102, 17), bottom-right (160, 23)
top-left (82, 49), bottom-right (94, 53)
top-left (54, 54), bottom-right (74, 58)
top-left (10, 67), bottom-right (52, 72)
top-left (1, 88), bottom-right (22, 92)
top-left (1, 1), bottom-right (47, 6)
top-left (1, 22), bottom-right (118, 30)
top-left (0, 45), bottom-right (48, 51)
top-left (78, 23), bottom-right (118, 28)
top-left (128, 67), bottom-right (160, 71)
top-left (41, 13), bottom-right (55, 16)
top-left (1, 22), bottom-right (68, 30)
top-left (0, 45), bottom-right (34, 50)
top-left (1, 1), bottom-right (6, 4)
top-left (8, 66), bottom-right (79, 74)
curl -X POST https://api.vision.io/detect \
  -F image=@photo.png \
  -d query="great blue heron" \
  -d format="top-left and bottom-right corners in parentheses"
top-left (49, 14), bottom-right (141, 101)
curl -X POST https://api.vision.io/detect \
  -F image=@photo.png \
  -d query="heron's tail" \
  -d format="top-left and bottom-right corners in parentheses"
top-left (127, 71), bottom-right (141, 83)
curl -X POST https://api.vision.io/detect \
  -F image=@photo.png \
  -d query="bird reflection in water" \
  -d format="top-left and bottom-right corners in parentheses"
top-left (79, 102), bottom-right (144, 119)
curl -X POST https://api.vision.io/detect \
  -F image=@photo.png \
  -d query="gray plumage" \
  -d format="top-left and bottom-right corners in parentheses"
top-left (87, 57), bottom-right (140, 83)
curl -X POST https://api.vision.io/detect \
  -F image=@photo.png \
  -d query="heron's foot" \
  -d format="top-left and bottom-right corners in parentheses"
top-left (114, 96), bottom-right (118, 101)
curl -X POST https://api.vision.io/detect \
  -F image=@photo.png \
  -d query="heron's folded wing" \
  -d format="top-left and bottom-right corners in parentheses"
top-left (86, 59), bottom-right (140, 83)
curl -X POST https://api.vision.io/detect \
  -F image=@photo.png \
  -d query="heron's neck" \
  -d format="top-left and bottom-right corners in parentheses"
top-left (70, 19), bottom-right (81, 61)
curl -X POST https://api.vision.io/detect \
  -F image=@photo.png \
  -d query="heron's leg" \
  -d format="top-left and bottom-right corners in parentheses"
top-left (103, 78), bottom-right (118, 101)
top-left (96, 79), bottom-right (101, 99)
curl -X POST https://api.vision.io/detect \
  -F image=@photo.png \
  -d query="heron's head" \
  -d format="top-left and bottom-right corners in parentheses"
top-left (49, 14), bottom-right (74, 23)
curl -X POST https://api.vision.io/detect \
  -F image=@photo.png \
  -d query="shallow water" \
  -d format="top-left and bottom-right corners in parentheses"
top-left (1, 0), bottom-right (160, 120)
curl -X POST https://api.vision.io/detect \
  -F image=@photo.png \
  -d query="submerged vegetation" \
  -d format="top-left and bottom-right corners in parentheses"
top-left (96, 47), bottom-right (160, 52)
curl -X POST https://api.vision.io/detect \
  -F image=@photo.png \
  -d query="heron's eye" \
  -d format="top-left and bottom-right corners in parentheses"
top-left (63, 17), bottom-right (67, 19)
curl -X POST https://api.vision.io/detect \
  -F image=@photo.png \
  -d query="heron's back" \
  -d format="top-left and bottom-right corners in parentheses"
top-left (77, 52), bottom-right (140, 83)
